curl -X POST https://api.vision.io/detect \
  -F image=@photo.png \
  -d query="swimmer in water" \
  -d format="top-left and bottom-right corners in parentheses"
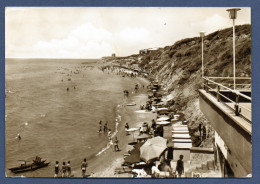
top-left (98, 121), bottom-right (102, 133)
top-left (16, 134), bottom-right (21, 140)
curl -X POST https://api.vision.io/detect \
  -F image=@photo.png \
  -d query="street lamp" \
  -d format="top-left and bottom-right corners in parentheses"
top-left (200, 31), bottom-right (206, 78)
top-left (226, 8), bottom-right (241, 90)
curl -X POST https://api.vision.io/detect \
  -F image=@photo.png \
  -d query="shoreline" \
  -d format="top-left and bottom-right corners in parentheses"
top-left (72, 76), bottom-right (155, 177)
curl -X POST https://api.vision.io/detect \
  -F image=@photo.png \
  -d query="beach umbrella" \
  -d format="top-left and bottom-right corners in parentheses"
top-left (126, 128), bottom-right (139, 132)
top-left (140, 136), bottom-right (167, 162)
top-left (156, 121), bottom-right (171, 125)
top-left (157, 107), bottom-right (168, 111)
top-left (136, 134), bottom-right (150, 141)
top-left (157, 117), bottom-right (170, 121)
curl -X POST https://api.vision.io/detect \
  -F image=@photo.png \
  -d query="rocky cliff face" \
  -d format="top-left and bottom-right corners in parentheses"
top-left (101, 24), bottom-right (251, 130)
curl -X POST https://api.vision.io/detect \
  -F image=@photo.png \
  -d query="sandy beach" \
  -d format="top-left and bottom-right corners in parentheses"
top-left (71, 77), bottom-right (156, 178)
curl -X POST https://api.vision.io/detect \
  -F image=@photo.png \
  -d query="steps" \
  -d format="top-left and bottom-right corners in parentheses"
top-left (187, 159), bottom-right (221, 178)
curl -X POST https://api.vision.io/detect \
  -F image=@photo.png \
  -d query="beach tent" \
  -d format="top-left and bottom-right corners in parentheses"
top-left (124, 142), bottom-right (145, 164)
top-left (140, 136), bottom-right (167, 163)
top-left (134, 142), bottom-right (145, 149)
top-left (124, 154), bottom-right (141, 164)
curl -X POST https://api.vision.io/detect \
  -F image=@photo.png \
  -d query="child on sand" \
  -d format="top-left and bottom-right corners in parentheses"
top-left (114, 137), bottom-right (119, 152)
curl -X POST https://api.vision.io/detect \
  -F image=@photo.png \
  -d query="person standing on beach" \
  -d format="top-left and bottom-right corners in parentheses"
top-left (203, 126), bottom-right (206, 140)
top-left (176, 155), bottom-right (184, 178)
top-left (104, 121), bottom-right (108, 132)
top-left (61, 162), bottom-right (67, 178)
top-left (66, 161), bottom-right (71, 177)
top-left (81, 158), bottom-right (88, 178)
top-left (114, 137), bottom-right (119, 152)
top-left (151, 119), bottom-right (156, 130)
top-left (135, 84), bottom-right (139, 93)
top-left (54, 161), bottom-right (60, 178)
top-left (125, 123), bottom-right (130, 135)
top-left (198, 123), bottom-right (202, 138)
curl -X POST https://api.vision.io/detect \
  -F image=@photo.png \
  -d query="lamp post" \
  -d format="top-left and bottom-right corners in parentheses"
top-left (200, 31), bottom-right (206, 78)
top-left (227, 8), bottom-right (241, 90)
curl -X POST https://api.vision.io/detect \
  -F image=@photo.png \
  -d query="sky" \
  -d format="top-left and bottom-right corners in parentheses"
top-left (5, 7), bottom-right (251, 59)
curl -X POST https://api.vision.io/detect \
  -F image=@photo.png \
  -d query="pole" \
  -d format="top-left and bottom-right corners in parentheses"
top-left (202, 36), bottom-right (204, 78)
top-left (233, 19), bottom-right (236, 90)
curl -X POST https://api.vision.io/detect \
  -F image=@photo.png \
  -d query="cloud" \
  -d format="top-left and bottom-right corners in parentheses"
top-left (6, 8), bottom-right (251, 58)
top-left (32, 23), bottom-right (152, 58)
top-left (191, 14), bottom-right (229, 34)
top-left (115, 27), bottom-right (150, 43)
top-left (33, 23), bottom-right (114, 58)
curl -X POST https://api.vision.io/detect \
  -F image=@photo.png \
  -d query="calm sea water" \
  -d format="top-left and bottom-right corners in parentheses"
top-left (5, 58), bottom-right (139, 177)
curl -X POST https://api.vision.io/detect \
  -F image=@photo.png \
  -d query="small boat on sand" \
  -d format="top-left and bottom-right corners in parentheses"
top-left (8, 156), bottom-right (50, 174)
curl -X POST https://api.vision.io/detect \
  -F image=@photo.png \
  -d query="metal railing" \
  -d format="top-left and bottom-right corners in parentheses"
top-left (203, 77), bottom-right (251, 122)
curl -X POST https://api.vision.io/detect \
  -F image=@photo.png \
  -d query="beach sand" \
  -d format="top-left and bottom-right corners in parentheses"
top-left (71, 77), bottom-right (156, 178)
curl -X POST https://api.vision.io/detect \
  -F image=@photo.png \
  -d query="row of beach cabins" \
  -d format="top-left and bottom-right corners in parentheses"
top-left (114, 82), bottom-right (218, 178)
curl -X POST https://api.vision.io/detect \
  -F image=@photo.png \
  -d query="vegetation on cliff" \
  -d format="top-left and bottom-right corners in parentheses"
top-left (139, 24), bottom-right (251, 126)
top-left (101, 24), bottom-right (251, 145)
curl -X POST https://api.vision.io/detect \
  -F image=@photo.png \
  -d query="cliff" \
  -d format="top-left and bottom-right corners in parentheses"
top-left (100, 24), bottom-right (251, 134)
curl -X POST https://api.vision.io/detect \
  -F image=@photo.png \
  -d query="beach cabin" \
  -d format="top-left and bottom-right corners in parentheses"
top-left (163, 124), bottom-right (192, 163)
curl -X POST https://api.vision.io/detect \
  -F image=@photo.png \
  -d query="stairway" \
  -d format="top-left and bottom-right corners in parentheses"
top-left (186, 160), bottom-right (221, 178)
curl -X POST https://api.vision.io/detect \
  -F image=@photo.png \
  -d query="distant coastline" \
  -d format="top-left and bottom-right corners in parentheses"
top-left (5, 58), bottom-right (100, 61)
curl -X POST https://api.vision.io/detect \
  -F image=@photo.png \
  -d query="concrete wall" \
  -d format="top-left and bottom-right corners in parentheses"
top-left (173, 149), bottom-right (190, 161)
top-left (199, 90), bottom-right (252, 177)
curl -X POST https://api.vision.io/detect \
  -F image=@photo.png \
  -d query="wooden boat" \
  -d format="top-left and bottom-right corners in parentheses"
top-left (8, 157), bottom-right (50, 174)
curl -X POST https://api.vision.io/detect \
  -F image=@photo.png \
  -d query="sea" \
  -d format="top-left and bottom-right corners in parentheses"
top-left (5, 58), bottom-right (142, 177)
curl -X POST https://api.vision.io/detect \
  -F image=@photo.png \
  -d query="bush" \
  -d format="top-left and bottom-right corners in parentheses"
top-left (169, 50), bottom-right (176, 58)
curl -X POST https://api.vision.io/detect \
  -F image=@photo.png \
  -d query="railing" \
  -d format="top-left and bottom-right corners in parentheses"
top-left (203, 77), bottom-right (251, 122)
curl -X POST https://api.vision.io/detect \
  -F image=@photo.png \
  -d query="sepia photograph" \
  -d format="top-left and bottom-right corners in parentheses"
top-left (5, 7), bottom-right (251, 178)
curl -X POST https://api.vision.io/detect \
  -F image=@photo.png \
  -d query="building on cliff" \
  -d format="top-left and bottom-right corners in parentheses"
top-left (139, 47), bottom-right (159, 55)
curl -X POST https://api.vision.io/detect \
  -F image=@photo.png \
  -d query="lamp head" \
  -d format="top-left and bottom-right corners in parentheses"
top-left (199, 31), bottom-right (206, 37)
top-left (226, 8), bottom-right (241, 19)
